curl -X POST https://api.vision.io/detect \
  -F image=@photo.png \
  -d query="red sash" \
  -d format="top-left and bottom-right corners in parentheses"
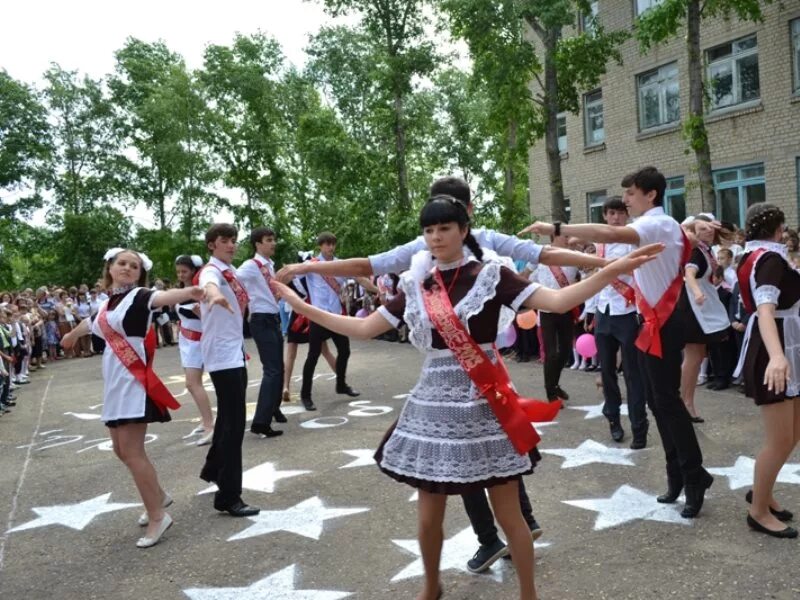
top-left (97, 302), bottom-right (180, 414)
top-left (548, 266), bottom-right (581, 321)
top-left (736, 249), bottom-right (767, 314)
top-left (253, 257), bottom-right (275, 292)
top-left (634, 231), bottom-right (692, 358)
top-left (422, 269), bottom-right (560, 455)
top-left (596, 244), bottom-right (636, 306)
top-left (309, 257), bottom-right (345, 315)
top-left (203, 264), bottom-right (249, 314)
top-left (180, 325), bottom-right (202, 342)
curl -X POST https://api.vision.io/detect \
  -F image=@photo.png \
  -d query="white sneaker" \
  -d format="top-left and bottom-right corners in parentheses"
top-left (138, 493), bottom-right (174, 526)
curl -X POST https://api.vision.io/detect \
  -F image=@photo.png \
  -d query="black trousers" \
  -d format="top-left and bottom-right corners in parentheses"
top-left (462, 480), bottom-right (536, 546)
top-left (595, 310), bottom-right (648, 438)
top-left (708, 330), bottom-right (735, 383)
top-left (539, 311), bottom-right (574, 399)
top-left (250, 313), bottom-right (284, 427)
top-left (638, 310), bottom-right (706, 485)
top-left (201, 367), bottom-right (247, 506)
top-left (301, 322), bottom-right (350, 400)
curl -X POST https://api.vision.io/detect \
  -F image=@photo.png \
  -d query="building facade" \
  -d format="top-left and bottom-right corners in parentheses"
top-left (527, 1), bottom-right (800, 228)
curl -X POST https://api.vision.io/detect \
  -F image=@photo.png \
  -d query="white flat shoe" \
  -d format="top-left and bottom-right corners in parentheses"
top-left (196, 429), bottom-right (214, 446)
top-left (136, 514), bottom-right (173, 548)
top-left (138, 493), bottom-right (174, 526)
top-left (189, 425), bottom-right (205, 435)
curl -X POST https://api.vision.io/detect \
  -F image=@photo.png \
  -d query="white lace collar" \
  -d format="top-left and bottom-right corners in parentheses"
top-left (436, 254), bottom-right (475, 271)
top-left (744, 240), bottom-right (788, 261)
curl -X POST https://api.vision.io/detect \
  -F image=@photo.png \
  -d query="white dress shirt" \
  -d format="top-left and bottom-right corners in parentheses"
top-left (628, 206), bottom-right (685, 308)
top-left (596, 242), bottom-right (637, 316)
top-left (237, 254), bottom-right (279, 314)
top-left (306, 255), bottom-right (346, 314)
top-left (199, 256), bottom-right (245, 372)
top-left (369, 227), bottom-right (544, 276)
top-left (532, 263), bottom-right (579, 314)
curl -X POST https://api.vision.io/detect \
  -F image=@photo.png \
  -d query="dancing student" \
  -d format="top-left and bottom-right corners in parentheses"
top-left (174, 254), bottom-right (215, 446)
top-left (680, 215), bottom-right (731, 423)
top-left (734, 203), bottom-right (799, 539)
top-left (236, 227), bottom-right (286, 437)
top-left (197, 223), bottom-right (260, 517)
top-left (272, 196), bottom-right (661, 600)
top-left (61, 248), bottom-right (206, 548)
top-left (521, 166), bottom-right (714, 518)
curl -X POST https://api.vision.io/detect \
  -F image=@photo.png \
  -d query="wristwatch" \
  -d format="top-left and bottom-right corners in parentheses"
top-left (553, 221), bottom-right (561, 237)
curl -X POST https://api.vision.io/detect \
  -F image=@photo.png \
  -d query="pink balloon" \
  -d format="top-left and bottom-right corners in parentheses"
top-left (496, 324), bottom-right (517, 348)
top-left (356, 308), bottom-right (369, 318)
top-left (575, 333), bottom-right (597, 359)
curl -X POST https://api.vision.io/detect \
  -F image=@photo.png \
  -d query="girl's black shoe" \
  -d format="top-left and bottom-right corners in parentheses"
top-left (746, 514), bottom-right (798, 538)
top-left (745, 490), bottom-right (793, 522)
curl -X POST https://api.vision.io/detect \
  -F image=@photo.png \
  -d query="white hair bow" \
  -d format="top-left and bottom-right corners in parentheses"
top-left (190, 255), bottom-right (204, 268)
top-left (103, 248), bottom-right (154, 272)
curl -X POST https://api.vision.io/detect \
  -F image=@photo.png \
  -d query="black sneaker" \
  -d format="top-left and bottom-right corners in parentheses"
top-left (555, 386), bottom-right (569, 400)
top-left (274, 409), bottom-right (288, 423)
top-left (336, 385), bottom-right (360, 398)
top-left (609, 420), bottom-right (625, 443)
top-left (301, 398), bottom-right (316, 411)
top-left (466, 539), bottom-right (508, 573)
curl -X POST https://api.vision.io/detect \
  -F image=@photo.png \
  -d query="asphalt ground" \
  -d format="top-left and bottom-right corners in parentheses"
top-left (0, 338), bottom-right (798, 600)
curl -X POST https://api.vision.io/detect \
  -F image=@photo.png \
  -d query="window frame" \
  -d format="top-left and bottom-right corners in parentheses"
top-left (706, 34), bottom-right (760, 111)
top-left (663, 176), bottom-right (686, 223)
top-left (579, 0), bottom-right (599, 34)
top-left (557, 111), bottom-right (568, 154)
top-left (586, 190), bottom-right (607, 223)
top-left (583, 90), bottom-right (605, 147)
top-left (792, 18), bottom-right (800, 94)
top-left (637, 62), bottom-right (680, 131)
top-left (635, 0), bottom-right (664, 17)
top-left (713, 163), bottom-right (766, 227)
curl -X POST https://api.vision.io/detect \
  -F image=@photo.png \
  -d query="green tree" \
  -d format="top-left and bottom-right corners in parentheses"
top-left (635, 0), bottom-right (773, 212)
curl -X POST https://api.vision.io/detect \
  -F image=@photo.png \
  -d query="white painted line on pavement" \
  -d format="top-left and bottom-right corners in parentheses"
top-left (0, 377), bottom-right (53, 573)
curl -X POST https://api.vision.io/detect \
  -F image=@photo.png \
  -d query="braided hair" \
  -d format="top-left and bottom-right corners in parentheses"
top-left (419, 194), bottom-right (483, 291)
top-left (744, 203), bottom-right (784, 242)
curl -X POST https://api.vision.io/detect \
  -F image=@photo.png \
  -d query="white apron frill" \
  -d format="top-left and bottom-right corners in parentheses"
top-left (177, 301), bottom-right (203, 370)
top-left (686, 244), bottom-right (729, 334)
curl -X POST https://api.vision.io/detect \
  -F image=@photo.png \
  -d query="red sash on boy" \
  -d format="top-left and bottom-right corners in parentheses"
top-left (634, 231), bottom-right (692, 358)
top-left (596, 244), bottom-right (636, 306)
top-left (547, 266), bottom-right (582, 321)
top-left (736, 249), bottom-right (768, 314)
top-left (97, 303), bottom-right (180, 414)
top-left (253, 256), bottom-right (275, 292)
top-left (180, 325), bottom-right (202, 342)
top-left (203, 264), bottom-right (249, 314)
top-left (422, 269), bottom-right (560, 455)
top-left (309, 257), bottom-right (346, 315)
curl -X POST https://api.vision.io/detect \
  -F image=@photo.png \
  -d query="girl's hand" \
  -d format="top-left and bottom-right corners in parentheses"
top-left (764, 354), bottom-right (790, 395)
top-left (187, 286), bottom-right (204, 302)
top-left (693, 291), bottom-right (706, 305)
top-left (203, 288), bottom-right (234, 314)
top-left (609, 244), bottom-right (664, 276)
top-left (270, 280), bottom-right (301, 306)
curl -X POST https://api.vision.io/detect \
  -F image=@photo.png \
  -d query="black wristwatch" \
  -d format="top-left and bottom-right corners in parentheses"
top-left (553, 221), bottom-right (562, 237)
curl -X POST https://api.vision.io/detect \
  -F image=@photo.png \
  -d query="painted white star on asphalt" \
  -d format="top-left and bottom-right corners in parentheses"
top-left (708, 455), bottom-right (800, 490)
top-left (227, 497), bottom-right (369, 542)
top-left (563, 485), bottom-right (692, 531)
top-left (8, 493), bottom-right (140, 533)
top-left (568, 402), bottom-right (628, 420)
top-left (391, 527), bottom-right (550, 582)
top-left (199, 462), bottom-right (312, 495)
top-left (541, 439), bottom-right (638, 469)
top-left (183, 564), bottom-right (351, 599)
top-left (337, 449), bottom-right (375, 469)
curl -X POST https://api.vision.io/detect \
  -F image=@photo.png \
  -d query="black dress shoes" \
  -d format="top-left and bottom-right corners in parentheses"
top-left (745, 490), bottom-right (794, 522)
top-left (657, 478), bottom-right (684, 504)
top-left (274, 409), bottom-right (288, 424)
top-left (746, 514), bottom-right (798, 538)
top-left (555, 386), bottom-right (570, 400)
top-left (302, 397), bottom-right (316, 411)
top-left (609, 420), bottom-right (625, 443)
top-left (629, 437), bottom-right (647, 450)
top-left (681, 471), bottom-right (714, 518)
top-left (689, 415), bottom-right (705, 424)
top-left (250, 424), bottom-right (283, 437)
top-left (214, 499), bottom-right (260, 517)
top-left (336, 385), bottom-right (360, 397)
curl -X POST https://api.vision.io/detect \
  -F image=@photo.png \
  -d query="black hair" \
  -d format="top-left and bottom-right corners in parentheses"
top-left (621, 166), bottom-right (666, 206)
top-left (745, 203), bottom-right (784, 242)
top-left (712, 265), bottom-right (725, 280)
top-left (419, 195), bottom-right (483, 291)
top-left (429, 176), bottom-right (471, 207)
top-left (205, 223), bottom-right (238, 246)
top-left (603, 195), bottom-right (627, 214)
top-left (250, 227), bottom-right (276, 251)
top-left (174, 255), bottom-right (199, 288)
top-left (317, 231), bottom-right (337, 246)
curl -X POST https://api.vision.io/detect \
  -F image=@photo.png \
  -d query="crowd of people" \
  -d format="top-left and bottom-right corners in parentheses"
top-left (4, 168), bottom-right (800, 599)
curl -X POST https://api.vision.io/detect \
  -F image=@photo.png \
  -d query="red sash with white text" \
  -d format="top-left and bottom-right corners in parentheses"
top-left (180, 325), bottom-right (202, 342)
top-left (204, 264), bottom-right (249, 314)
top-left (736, 249), bottom-right (767, 314)
top-left (596, 244), bottom-right (636, 306)
top-left (422, 269), bottom-right (560, 455)
top-left (97, 303), bottom-right (180, 414)
top-left (548, 266), bottom-right (582, 321)
top-left (634, 231), bottom-right (692, 358)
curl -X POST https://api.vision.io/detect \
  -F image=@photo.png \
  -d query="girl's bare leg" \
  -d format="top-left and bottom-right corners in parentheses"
top-left (416, 490), bottom-right (447, 600)
top-left (488, 481), bottom-right (536, 600)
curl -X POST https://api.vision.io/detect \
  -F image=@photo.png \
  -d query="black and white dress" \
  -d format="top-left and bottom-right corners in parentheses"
top-left (734, 241), bottom-right (800, 406)
top-left (91, 287), bottom-right (171, 428)
top-left (374, 251), bottom-right (541, 495)
top-left (683, 244), bottom-right (729, 344)
top-left (177, 299), bottom-right (203, 369)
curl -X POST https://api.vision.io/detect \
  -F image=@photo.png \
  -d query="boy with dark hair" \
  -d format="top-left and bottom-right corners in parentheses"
top-left (198, 223), bottom-right (260, 517)
top-left (237, 226), bottom-right (286, 438)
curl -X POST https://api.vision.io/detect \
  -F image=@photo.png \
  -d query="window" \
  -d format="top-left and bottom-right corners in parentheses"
top-left (564, 197), bottom-right (571, 223)
top-left (636, 0), bottom-right (663, 16)
top-left (796, 158), bottom-right (800, 218)
top-left (580, 1), bottom-right (599, 34)
top-left (637, 62), bottom-right (680, 130)
top-left (792, 19), bottom-right (800, 94)
top-left (664, 177), bottom-right (686, 223)
top-left (714, 163), bottom-right (765, 227)
top-left (587, 190), bottom-right (607, 223)
top-left (584, 90), bottom-right (604, 146)
top-left (707, 35), bottom-right (760, 110)
top-left (557, 112), bottom-right (567, 154)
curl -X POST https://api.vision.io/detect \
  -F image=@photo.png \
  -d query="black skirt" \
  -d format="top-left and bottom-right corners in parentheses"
top-left (680, 289), bottom-right (729, 345)
top-left (743, 317), bottom-right (800, 406)
top-left (286, 311), bottom-right (310, 344)
top-left (105, 397), bottom-right (172, 428)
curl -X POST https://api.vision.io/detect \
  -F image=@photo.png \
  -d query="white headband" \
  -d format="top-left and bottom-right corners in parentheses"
top-left (190, 255), bottom-right (204, 268)
top-left (103, 248), bottom-right (153, 272)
